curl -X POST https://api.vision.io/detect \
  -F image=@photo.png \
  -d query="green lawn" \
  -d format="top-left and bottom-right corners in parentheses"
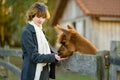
top-left (54, 66), bottom-right (96, 80)
top-left (56, 72), bottom-right (95, 80)
top-left (1, 67), bottom-right (96, 80)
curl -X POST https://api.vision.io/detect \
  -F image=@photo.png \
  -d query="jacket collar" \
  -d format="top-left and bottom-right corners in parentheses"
top-left (26, 23), bottom-right (45, 35)
top-left (26, 23), bottom-right (36, 34)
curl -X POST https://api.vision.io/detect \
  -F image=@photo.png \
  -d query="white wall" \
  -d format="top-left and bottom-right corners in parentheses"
top-left (59, 0), bottom-right (84, 25)
top-left (59, 0), bottom-right (87, 36)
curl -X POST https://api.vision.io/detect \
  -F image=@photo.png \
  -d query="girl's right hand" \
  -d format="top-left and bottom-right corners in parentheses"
top-left (55, 54), bottom-right (68, 61)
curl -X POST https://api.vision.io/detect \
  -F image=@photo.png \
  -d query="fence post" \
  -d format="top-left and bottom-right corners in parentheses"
top-left (110, 41), bottom-right (120, 55)
top-left (96, 50), bottom-right (110, 80)
top-left (4, 46), bottom-right (10, 80)
top-left (109, 41), bottom-right (120, 80)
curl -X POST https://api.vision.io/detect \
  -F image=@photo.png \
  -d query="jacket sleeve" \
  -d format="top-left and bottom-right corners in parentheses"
top-left (21, 29), bottom-right (56, 63)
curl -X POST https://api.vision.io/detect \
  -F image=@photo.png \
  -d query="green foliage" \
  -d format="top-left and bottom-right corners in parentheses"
top-left (0, 0), bottom-right (57, 47)
top-left (42, 0), bottom-right (58, 46)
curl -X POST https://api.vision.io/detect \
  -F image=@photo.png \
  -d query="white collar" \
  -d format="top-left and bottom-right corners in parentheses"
top-left (29, 21), bottom-right (42, 30)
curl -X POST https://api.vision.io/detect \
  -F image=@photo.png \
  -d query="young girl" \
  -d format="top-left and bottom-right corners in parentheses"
top-left (20, 2), bottom-right (67, 80)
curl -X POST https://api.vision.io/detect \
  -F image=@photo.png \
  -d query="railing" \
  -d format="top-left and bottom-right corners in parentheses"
top-left (62, 41), bottom-right (120, 80)
top-left (0, 48), bottom-right (22, 80)
top-left (0, 41), bottom-right (120, 80)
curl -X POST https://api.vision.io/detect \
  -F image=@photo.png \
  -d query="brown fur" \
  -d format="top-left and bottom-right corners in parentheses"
top-left (55, 24), bottom-right (97, 58)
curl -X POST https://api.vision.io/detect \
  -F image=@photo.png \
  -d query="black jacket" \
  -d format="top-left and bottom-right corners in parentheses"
top-left (20, 23), bottom-right (56, 80)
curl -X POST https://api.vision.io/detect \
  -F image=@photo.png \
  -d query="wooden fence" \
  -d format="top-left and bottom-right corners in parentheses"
top-left (0, 47), bottom-right (22, 80)
top-left (62, 41), bottom-right (120, 80)
top-left (0, 41), bottom-right (120, 80)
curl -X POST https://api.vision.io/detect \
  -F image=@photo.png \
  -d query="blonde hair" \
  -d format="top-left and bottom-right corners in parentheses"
top-left (26, 2), bottom-right (50, 21)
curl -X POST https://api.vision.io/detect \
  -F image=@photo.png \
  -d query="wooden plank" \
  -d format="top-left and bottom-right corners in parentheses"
top-left (61, 52), bottom-right (97, 77)
top-left (96, 50), bottom-right (110, 80)
top-left (107, 57), bottom-right (120, 66)
top-left (0, 48), bottom-right (22, 57)
top-left (0, 61), bottom-right (21, 79)
top-left (109, 41), bottom-right (120, 80)
top-left (117, 71), bottom-right (120, 80)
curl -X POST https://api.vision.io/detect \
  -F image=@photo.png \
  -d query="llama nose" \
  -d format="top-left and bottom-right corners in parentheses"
top-left (58, 50), bottom-right (60, 53)
top-left (58, 51), bottom-right (61, 56)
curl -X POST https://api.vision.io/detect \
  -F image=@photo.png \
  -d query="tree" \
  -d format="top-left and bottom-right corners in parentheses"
top-left (0, 0), bottom-right (57, 47)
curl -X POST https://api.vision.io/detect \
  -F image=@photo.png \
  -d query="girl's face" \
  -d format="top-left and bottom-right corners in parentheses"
top-left (33, 16), bottom-right (46, 26)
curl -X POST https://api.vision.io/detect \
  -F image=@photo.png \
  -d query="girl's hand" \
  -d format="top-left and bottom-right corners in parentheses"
top-left (55, 54), bottom-right (68, 61)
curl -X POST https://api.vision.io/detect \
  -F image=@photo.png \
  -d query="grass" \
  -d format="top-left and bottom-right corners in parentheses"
top-left (53, 66), bottom-right (96, 80)
top-left (0, 56), bottom-right (97, 80)
top-left (0, 70), bottom-right (96, 80)
top-left (56, 72), bottom-right (95, 80)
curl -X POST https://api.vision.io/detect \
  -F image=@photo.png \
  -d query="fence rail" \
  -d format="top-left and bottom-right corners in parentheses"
top-left (0, 48), bottom-right (22, 57)
top-left (0, 41), bottom-right (120, 80)
top-left (0, 48), bottom-right (22, 80)
top-left (62, 41), bottom-right (120, 80)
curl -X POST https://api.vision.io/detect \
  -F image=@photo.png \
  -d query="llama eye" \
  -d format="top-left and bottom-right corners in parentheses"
top-left (61, 42), bottom-right (66, 45)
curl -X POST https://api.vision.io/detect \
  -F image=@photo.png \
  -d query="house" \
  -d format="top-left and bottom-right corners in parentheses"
top-left (50, 0), bottom-right (120, 50)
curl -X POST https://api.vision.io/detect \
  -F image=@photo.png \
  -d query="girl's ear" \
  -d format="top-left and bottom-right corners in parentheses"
top-left (55, 24), bottom-right (69, 36)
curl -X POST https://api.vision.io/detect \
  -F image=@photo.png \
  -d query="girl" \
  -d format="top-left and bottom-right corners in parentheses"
top-left (20, 2), bottom-right (67, 80)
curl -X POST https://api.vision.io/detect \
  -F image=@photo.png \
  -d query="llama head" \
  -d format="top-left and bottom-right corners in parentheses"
top-left (55, 24), bottom-right (77, 58)
top-left (55, 24), bottom-right (97, 58)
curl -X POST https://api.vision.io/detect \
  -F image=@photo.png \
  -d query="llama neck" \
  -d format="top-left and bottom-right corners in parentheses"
top-left (73, 33), bottom-right (97, 55)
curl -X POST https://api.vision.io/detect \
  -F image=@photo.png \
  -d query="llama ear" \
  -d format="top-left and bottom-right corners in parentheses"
top-left (67, 24), bottom-right (75, 30)
top-left (55, 24), bottom-right (69, 36)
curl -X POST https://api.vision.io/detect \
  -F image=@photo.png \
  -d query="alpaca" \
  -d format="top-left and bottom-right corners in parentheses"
top-left (55, 24), bottom-right (98, 58)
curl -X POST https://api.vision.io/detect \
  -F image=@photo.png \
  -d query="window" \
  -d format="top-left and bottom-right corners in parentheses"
top-left (73, 19), bottom-right (85, 36)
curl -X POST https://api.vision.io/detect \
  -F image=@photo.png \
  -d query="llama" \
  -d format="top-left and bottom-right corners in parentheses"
top-left (55, 24), bottom-right (98, 58)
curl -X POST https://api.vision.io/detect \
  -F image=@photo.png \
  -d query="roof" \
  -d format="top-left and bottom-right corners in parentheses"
top-left (50, 0), bottom-right (120, 26)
